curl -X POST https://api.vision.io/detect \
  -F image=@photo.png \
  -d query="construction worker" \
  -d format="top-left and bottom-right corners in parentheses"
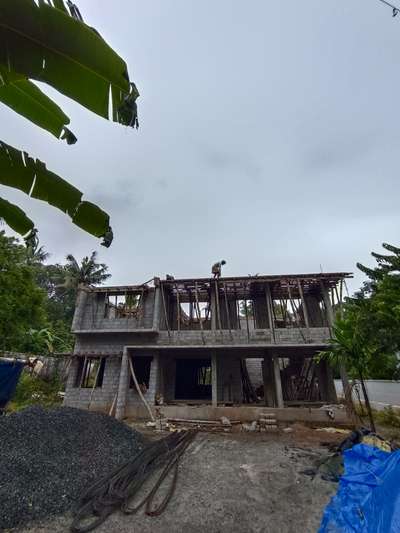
top-left (212, 260), bottom-right (226, 279)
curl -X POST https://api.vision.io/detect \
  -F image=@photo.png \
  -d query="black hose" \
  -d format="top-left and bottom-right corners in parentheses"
top-left (70, 430), bottom-right (196, 533)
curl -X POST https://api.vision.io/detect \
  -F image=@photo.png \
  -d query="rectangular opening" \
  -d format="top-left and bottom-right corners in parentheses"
top-left (75, 357), bottom-right (105, 388)
top-left (104, 292), bottom-right (142, 319)
top-left (175, 358), bottom-right (212, 400)
top-left (129, 356), bottom-right (153, 392)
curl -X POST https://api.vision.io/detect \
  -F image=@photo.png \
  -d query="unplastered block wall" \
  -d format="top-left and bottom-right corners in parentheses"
top-left (217, 355), bottom-right (242, 403)
top-left (64, 356), bottom-right (120, 411)
top-left (245, 358), bottom-right (263, 389)
top-left (77, 289), bottom-right (156, 331)
top-left (126, 353), bottom-right (160, 409)
top-left (161, 352), bottom-right (242, 403)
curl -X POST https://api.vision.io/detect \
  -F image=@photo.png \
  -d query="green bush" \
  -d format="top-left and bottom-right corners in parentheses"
top-left (8, 371), bottom-right (63, 412)
top-left (375, 406), bottom-right (400, 429)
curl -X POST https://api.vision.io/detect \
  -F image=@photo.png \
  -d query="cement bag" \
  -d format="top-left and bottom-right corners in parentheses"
top-left (319, 443), bottom-right (400, 533)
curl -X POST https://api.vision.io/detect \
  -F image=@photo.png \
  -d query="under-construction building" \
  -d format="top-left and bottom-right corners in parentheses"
top-left (63, 271), bottom-right (352, 424)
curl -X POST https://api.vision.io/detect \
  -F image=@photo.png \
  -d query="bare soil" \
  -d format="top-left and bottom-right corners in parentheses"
top-left (10, 424), bottom-right (345, 533)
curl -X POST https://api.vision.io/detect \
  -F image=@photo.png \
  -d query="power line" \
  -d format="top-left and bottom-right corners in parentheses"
top-left (377, 0), bottom-right (400, 17)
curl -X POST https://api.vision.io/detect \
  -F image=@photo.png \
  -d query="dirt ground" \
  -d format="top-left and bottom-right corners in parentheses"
top-left (11, 425), bottom-right (344, 533)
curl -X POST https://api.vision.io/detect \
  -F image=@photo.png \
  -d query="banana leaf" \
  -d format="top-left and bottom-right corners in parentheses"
top-left (0, 0), bottom-right (139, 127)
top-left (0, 67), bottom-right (76, 143)
top-left (0, 197), bottom-right (34, 235)
top-left (0, 141), bottom-right (111, 243)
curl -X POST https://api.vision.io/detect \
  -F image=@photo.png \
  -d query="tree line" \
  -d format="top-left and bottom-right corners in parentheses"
top-left (0, 230), bottom-right (110, 355)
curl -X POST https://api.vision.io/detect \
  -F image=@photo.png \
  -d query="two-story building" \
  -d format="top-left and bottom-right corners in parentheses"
top-left (63, 272), bottom-right (352, 424)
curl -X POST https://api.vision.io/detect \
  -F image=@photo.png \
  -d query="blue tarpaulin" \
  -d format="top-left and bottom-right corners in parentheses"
top-left (0, 360), bottom-right (24, 408)
top-left (319, 443), bottom-right (400, 533)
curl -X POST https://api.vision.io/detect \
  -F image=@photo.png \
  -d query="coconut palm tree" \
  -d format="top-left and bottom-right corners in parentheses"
top-left (62, 252), bottom-right (111, 290)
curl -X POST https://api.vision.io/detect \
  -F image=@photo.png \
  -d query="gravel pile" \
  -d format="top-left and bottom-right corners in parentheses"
top-left (0, 406), bottom-right (147, 529)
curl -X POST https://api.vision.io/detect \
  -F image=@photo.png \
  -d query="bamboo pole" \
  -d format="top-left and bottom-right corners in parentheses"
top-left (297, 279), bottom-right (310, 341)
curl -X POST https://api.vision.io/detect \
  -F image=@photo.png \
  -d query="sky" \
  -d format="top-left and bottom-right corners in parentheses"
top-left (2, 0), bottom-right (400, 291)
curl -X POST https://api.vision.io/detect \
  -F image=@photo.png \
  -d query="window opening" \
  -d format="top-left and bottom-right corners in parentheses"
top-left (75, 357), bottom-right (105, 388)
top-left (129, 356), bottom-right (153, 392)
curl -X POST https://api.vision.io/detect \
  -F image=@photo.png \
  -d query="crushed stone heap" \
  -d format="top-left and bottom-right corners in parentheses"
top-left (0, 406), bottom-right (146, 529)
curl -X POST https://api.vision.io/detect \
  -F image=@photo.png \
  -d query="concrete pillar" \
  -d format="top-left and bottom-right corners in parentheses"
top-left (115, 348), bottom-right (129, 420)
top-left (273, 356), bottom-right (284, 408)
top-left (263, 356), bottom-right (275, 407)
top-left (211, 290), bottom-right (217, 330)
top-left (152, 284), bottom-right (161, 330)
top-left (71, 288), bottom-right (88, 331)
top-left (316, 360), bottom-right (337, 403)
top-left (211, 351), bottom-right (218, 407)
top-left (157, 352), bottom-right (164, 400)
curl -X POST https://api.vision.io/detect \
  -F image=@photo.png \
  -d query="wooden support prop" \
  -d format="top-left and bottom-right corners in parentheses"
top-left (223, 282), bottom-right (233, 338)
top-left (109, 392), bottom-right (118, 416)
top-left (297, 279), bottom-right (310, 340)
top-left (160, 282), bottom-right (171, 338)
top-left (87, 359), bottom-right (102, 410)
top-left (175, 284), bottom-right (181, 333)
top-left (234, 285), bottom-right (241, 330)
top-left (287, 282), bottom-right (306, 342)
top-left (194, 282), bottom-right (206, 345)
top-left (320, 282), bottom-right (334, 332)
top-left (244, 298), bottom-right (250, 342)
top-left (265, 283), bottom-right (276, 343)
top-left (128, 356), bottom-right (156, 423)
top-left (139, 286), bottom-right (145, 326)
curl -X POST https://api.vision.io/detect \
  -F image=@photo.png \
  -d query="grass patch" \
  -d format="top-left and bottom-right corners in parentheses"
top-left (7, 371), bottom-right (63, 412)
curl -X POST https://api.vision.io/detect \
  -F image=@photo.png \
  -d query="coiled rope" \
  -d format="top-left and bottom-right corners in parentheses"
top-left (70, 430), bottom-right (197, 532)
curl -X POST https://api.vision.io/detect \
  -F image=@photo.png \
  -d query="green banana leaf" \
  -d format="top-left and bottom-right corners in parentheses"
top-left (0, 0), bottom-right (139, 127)
top-left (0, 67), bottom-right (76, 143)
top-left (0, 141), bottom-right (112, 244)
top-left (0, 196), bottom-right (34, 235)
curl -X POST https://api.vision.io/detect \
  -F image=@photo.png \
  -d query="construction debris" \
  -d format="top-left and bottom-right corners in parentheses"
top-left (0, 406), bottom-right (146, 529)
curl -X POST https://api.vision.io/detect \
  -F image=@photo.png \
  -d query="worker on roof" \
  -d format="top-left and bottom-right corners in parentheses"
top-left (212, 260), bottom-right (226, 279)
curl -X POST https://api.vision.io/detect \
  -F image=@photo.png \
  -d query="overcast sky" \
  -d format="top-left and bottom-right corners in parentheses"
top-left (2, 0), bottom-right (400, 291)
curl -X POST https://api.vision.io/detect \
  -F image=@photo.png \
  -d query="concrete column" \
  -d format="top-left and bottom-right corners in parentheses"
top-left (71, 288), bottom-right (88, 331)
top-left (211, 290), bottom-right (217, 330)
top-left (315, 359), bottom-right (337, 403)
top-left (263, 356), bottom-right (275, 407)
top-left (115, 348), bottom-right (130, 420)
top-left (211, 351), bottom-right (218, 407)
top-left (273, 356), bottom-right (284, 408)
top-left (152, 283), bottom-right (161, 330)
top-left (157, 352), bottom-right (164, 400)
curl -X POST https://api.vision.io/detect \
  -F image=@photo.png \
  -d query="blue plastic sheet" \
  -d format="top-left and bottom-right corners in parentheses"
top-left (0, 360), bottom-right (24, 408)
top-left (319, 443), bottom-right (400, 533)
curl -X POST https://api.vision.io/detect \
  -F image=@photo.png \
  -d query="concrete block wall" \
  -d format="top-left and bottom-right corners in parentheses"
top-left (75, 289), bottom-right (156, 332)
top-left (64, 356), bottom-right (120, 411)
top-left (245, 358), bottom-right (263, 389)
top-left (217, 355), bottom-right (242, 403)
top-left (64, 352), bottom-right (160, 413)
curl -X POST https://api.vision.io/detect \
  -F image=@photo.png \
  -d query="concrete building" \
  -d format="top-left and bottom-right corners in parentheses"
top-left (63, 272), bottom-right (352, 424)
